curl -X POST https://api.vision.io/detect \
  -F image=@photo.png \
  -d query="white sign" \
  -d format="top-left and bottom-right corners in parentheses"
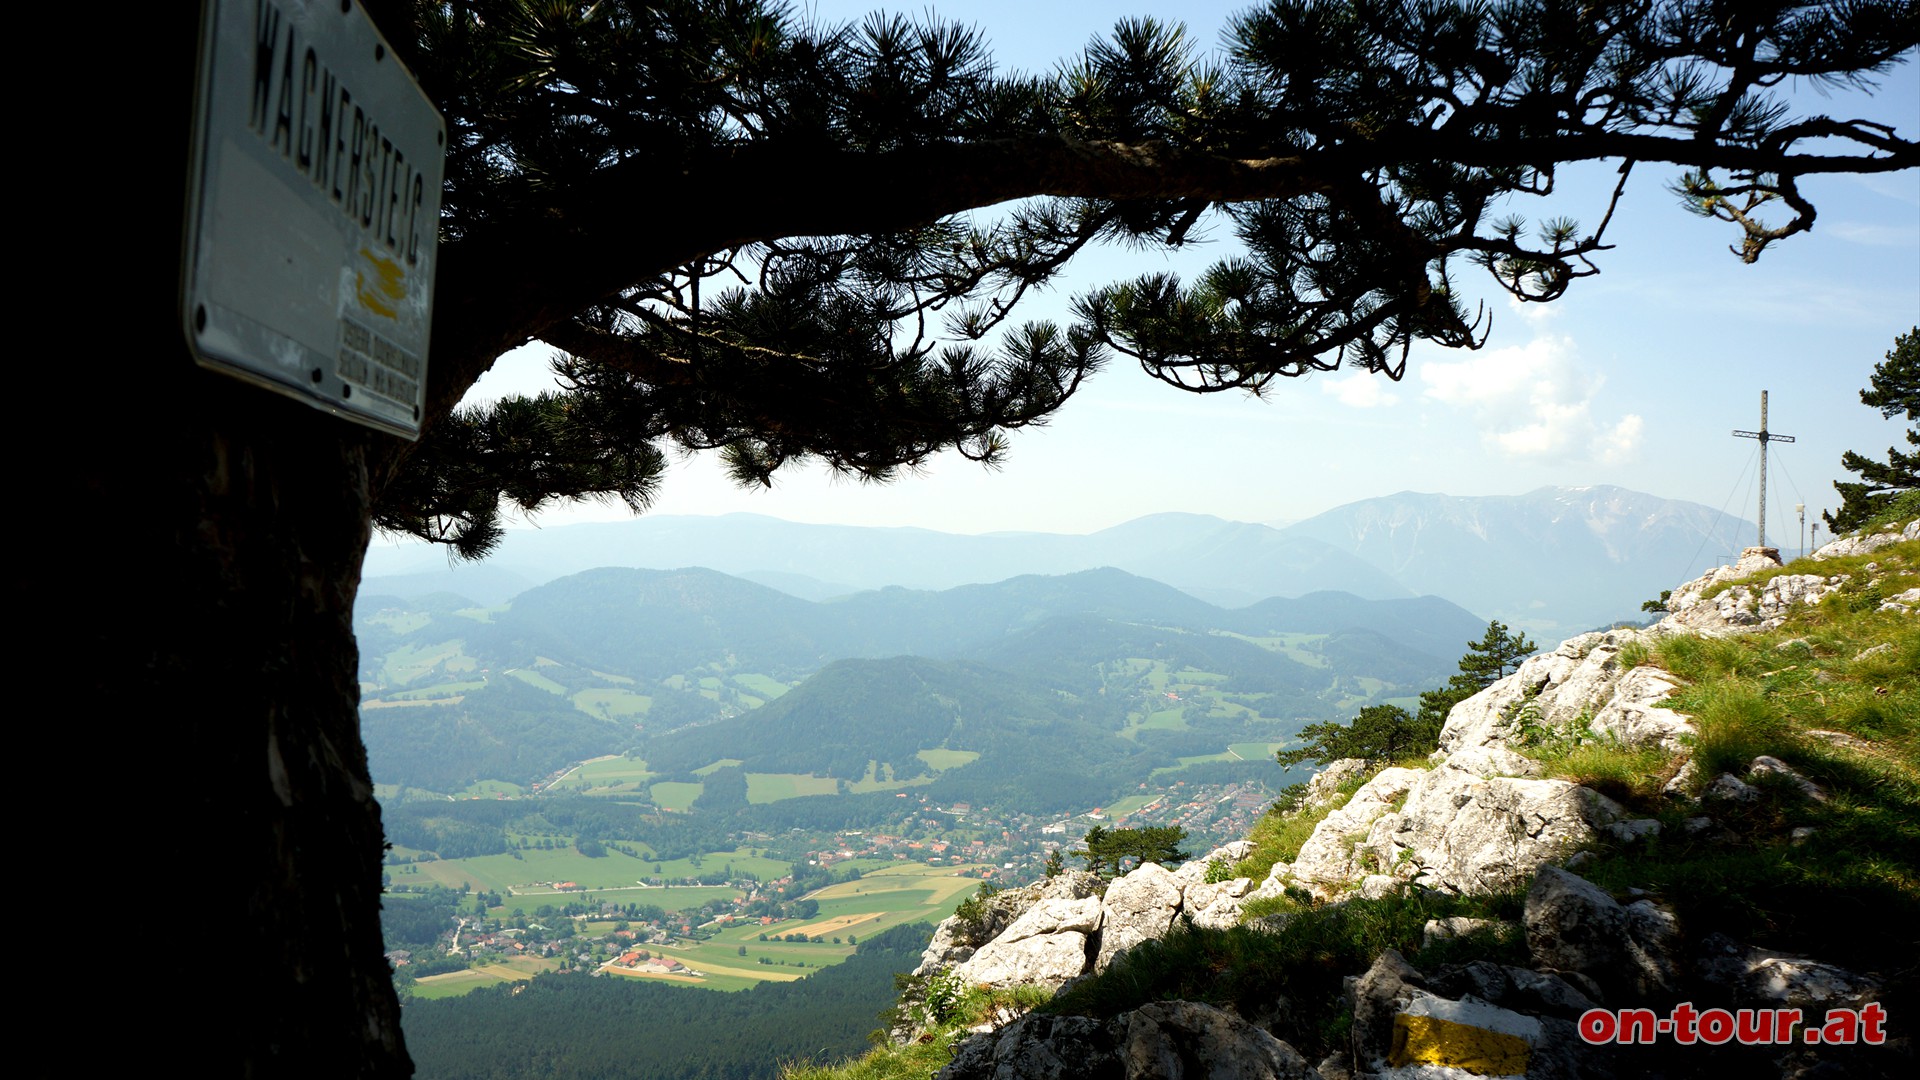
top-left (184, 0), bottom-right (445, 438)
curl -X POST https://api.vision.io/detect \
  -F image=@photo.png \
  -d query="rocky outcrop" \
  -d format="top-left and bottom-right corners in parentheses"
top-left (1660, 520), bottom-right (1919, 634)
top-left (1094, 863), bottom-right (1186, 972)
top-left (1524, 866), bottom-right (1680, 1002)
top-left (905, 523), bottom-right (1917, 1080)
top-left (1121, 1002), bottom-right (1319, 1080)
top-left (937, 1013), bottom-right (1126, 1080)
top-left (1659, 546), bottom-right (1848, 634)
top-left (938, 1001), bottom-right (1321, 1080)
top-left (1811, 518), bottom-right (1920, 559)
top-left (921, 843), bottom-right (1266, 993)
top-left (1588, 666), bottom-right (1695, 752)
top-left (1357, 754), bottom-right (1624, 896)
top-left (1436, 627), bottom-right (1684, 757)
top-left (951, 896), bottom-right (1104, 991)
top-left (916, 872), bottom-right (1102, 976)
top-left (1284, 767), bottom-right (1424, 898)
top-left (1692, 932), bottom-right (1882, 1013)
top-left (1345, 948), bottom-right (1611, 1080)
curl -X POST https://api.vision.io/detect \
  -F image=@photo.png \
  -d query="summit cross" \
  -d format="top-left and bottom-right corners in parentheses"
top-left (1733, 391), bottom-right (1796, 549)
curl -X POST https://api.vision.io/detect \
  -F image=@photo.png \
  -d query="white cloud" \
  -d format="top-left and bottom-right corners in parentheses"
top-left (1320, 372), bottom-right (1400, 408)
top-left (1417, 333), bottom-right (1639, 464)
top-left (1826, 221), bottom-right (1920, 247)
top-left (1596, 414), bottom-right (1645, 464)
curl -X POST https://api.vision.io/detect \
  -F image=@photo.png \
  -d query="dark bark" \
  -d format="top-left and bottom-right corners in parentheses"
top-left (25, 10), bottom-right (409, 1076)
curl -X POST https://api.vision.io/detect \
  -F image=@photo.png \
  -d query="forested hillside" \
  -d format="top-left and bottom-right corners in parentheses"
top-left (355, 566), bottom-right (1485, 801)
top-left (403, 923), bottom-right (933, 1080)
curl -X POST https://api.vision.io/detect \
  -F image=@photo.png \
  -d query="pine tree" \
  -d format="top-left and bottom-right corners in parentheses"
top-left (1078, 826), bottom-right (1190, 879)
top-left (1416, 620), bottom-right (1537, 732)
top-left (1825, 328), bottom-right (1919, 534)
top-left (1277, 704), bottom-right (1438, 768)
top-left (1280, 620), bottom-right (1536, 767)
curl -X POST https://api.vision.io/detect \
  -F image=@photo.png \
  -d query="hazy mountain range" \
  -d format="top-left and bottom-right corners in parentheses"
top-left (355, 565), bottom-right (1488, 799)
top-left (363, 485), bottom-right (1756, 639)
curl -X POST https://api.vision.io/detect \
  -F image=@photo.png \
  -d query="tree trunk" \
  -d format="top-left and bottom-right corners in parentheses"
top-left (25, 10), bottom-right (410, 1076)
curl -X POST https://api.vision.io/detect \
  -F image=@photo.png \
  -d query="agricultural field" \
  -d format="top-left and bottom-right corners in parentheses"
top-left (415, 844), bottom-right (792, 897)
top-left (547, 755), bottom-right (652, 792)
top-left (506, 668), bottom-right (569, 694)
top-left (730, 673), bottom-right (791, 699)
top-left (411, 957), bottom-right (561, 1000)
top-left (597, 863), bottom-right (987, 991)
top-left (572, 687), bottom-right (651, 718)
top-left (915, 748), bottom-right (980, 771)
top-left (650, 781), bottom-right (704, 810)
top-left (1227, 741), bottom-right (1285, 761)
top-left (641, 751), bottom-right (987, 805)
top-left (378, 639), bottom-right (479, 686)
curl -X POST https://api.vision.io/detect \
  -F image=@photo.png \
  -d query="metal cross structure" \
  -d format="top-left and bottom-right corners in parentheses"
top-left (1733, 390), bottom-right (1796, 548)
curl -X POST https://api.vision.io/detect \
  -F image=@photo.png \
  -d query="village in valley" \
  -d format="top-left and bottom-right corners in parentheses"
top-left (383, 775), bottom-right (1278, 998)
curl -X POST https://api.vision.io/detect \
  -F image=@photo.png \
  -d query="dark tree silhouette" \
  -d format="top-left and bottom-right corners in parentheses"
top-left (1825, 327), bottom-right (1919, 533)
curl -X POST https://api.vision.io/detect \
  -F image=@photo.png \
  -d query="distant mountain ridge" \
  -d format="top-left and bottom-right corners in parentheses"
top-left (362, 485), bottom-right (1753, 638)
top-left (1283, 486), bottom-right (1753, 634)
top-left (355, 565), bottom-right (1489, 798)
top-left (457, 565), bottom-right (1482, 684)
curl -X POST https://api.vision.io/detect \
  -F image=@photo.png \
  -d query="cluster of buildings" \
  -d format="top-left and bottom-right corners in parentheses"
top-left (797, 780), bottom-right (1279, 873)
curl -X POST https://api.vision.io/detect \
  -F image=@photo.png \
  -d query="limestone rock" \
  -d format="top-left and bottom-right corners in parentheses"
top-left (1288, 767), bottom-right (1423, 897)
top-left (1588, 666), bottom-right (1696, 751)
top-left (1174, 840), bottom-right (1255, 884)
top-left (1358, 766), bottom-right (1623, 896)
top-left (1347, 949), bottom-right (1425, 1075)
top-left (1444, 745), bottom-right (1544, 779)
top-left (1654, 537), bottom-right (1885, 635)
top-left (950, 930), bottom-right (1093, 992)
top-left (1421, 917), bottom-right (1497, 947)
top-left (1003, 896), bottom-right (1106, 940)
top-left (1604, 818), bottom-right (1662, 844)
top-left (1662, 758), bottom-right (1700, 797)
top-left (1703, 773), bottom-right (1760, 804)
top-left (1181, 877), bottom-right (1254, 930)
top-left (1879, 587), bottom-right (1920, 614)
top-left (950, 896), bottom-right (1103, 991)
top-left (1304, 759), bottom-right (1370, 805)
top-left (1121, 1001), bottom-right (1318, 1080)
top-left (1748, 755), bottom-right (1827, 802)
top-left (1429, 961), bottom-right (1601, 1022)
top-left (1804, 728), bottom-right (1873, 754)
top-left (937, 1013), bottom-right (1124, 1080)
top-left (1387, 990), bottom-right (1544, 1078)
top-left (917, 872), bottom-right (1101, 976)
top-left (1524, 866), bottom-right (1679, 1002)
top-left (1095, 862), bottom-right (1186, 971)
top-left (1354, 875), bottom-right (1402, 900)
top-left (1812, 519), bottom-right (1919, 560)
top-left (1245, 862), bottom-right (1293, 905)
top-left (1437, 629), bottom-right (1662, 756)
top-left (1693, 932), bottom-right (1882, 1012)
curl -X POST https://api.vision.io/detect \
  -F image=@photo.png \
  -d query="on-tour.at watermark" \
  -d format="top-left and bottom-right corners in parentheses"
top-left (1578, 1003), bottom-right (1888, 1046)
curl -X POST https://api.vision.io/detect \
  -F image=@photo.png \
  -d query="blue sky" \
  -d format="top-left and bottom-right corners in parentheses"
top-left (447, 1), bottom-right (1919, 543)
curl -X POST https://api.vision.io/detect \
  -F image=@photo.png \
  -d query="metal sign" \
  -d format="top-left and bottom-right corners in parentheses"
top-left (183, 0), bottom-right (445, 438)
